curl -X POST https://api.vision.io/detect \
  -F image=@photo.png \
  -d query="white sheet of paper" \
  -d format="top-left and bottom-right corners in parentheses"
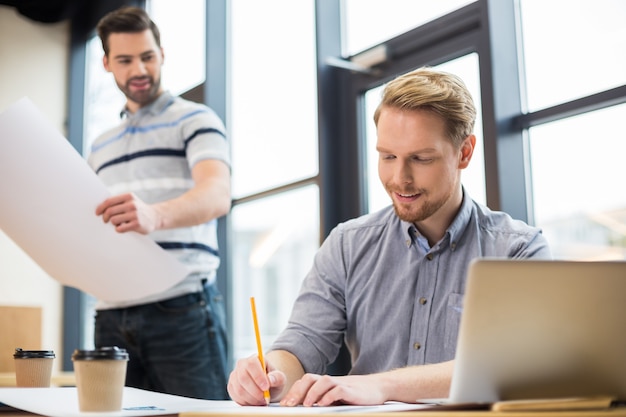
top-left (0, 387), bottom-right (437, 417)
top-left (0, 387), bottom-right (237, 417)
top-left (0, 97), bottom-right (188, 302)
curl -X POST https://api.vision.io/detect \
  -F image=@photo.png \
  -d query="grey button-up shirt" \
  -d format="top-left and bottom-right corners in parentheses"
top-left (271, 191), bottom-right (551, 375)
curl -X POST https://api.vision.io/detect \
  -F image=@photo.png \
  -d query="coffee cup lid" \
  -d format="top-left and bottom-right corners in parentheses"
top-left (71, 346), bottom-right (129, 361)
top-left (14, 348), bottom-right (55, 359)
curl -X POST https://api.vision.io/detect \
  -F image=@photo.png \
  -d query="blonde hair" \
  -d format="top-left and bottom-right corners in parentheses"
top-left (373, 67), bottom-right (476, 148)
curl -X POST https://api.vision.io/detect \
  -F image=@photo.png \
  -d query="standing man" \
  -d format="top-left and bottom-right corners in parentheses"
top-left (88, 6), bottom-right (231, 400)
top-left (227, 67), bottom-right (551, 406)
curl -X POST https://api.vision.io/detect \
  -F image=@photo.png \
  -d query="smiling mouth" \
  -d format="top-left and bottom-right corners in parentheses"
top-left (129, 77), bottom-right (151, 90)
top-left (394, 191), bottom-right (421, 202)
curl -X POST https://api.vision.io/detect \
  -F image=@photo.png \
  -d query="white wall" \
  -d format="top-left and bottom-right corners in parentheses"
top-left (0, 5), bottom-right (69, 370)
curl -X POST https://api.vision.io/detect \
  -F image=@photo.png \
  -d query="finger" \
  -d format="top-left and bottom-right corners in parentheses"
top-left (115, 219), bottom-right (139, 233)
top-left (110, 211), bottom-right (134, 227)
top-left (228, 368), bottom-right (262, 405)
top-left (95, 194), bottom-right (129, 216)
top-left (316, 385), bottom-right (350, 406)
top-left (280, 373), bottom-right (318, 407)
top-left (302, 374), bottom-right (336, 407)
top-left (229, 357), bottom-right (270, 406)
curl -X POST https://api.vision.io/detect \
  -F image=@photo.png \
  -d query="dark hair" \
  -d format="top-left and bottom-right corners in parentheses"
top-left (96, 6), bottom-right (161, 56)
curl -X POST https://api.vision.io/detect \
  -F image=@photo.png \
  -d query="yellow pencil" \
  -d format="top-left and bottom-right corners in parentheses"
top-left (250, 296), bottom-right (271, 405)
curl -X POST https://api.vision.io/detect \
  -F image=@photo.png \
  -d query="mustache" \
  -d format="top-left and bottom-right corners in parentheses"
top-left (386, 186), bottom-right (425, 196)
top-left (127, 76), bottom-right (152, 84)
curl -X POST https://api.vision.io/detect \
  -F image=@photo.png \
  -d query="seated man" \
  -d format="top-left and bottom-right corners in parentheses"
top-left (227, 67), bottom-right (551, 406)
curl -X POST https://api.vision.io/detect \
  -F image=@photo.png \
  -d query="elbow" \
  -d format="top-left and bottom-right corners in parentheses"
top-left (210, 193), bottom-right (231, 220)
top-left (217, 196), bottom-right (232, 218)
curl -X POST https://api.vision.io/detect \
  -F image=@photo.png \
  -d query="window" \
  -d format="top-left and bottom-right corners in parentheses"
top-left (343, 0), bottom-right (475, 56)
top-left (230, 186), bottom-right (320, 359)
top-left (228, 0), bottom-right (319, 363)
top-left (519, 0), bottom-right (626, 260)
top-left (230, 0), bottom-right (318, 198)
top-left (146, 0), bottom-right (206, 96)
top-left (67, 0), bottom-right (626, 372)
top-left (520, 0), bottom-right (626, 111)
top-left (528, 104), bottom-right (626, 260)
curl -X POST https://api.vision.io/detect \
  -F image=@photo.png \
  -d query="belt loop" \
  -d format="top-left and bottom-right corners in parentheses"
top-left (200, 278), bottom-right (209, 303)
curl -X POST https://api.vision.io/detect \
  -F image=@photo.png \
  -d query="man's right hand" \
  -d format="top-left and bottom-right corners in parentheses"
top-left (227, 354), bottom-right (287, 405)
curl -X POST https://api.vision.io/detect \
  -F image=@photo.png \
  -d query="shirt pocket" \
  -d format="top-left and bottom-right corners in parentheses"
top-left (444, 293), bottom-right (464, 359)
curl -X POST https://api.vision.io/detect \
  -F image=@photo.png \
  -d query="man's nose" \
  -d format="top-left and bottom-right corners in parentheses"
top-left (394, 161), bottom-right (413, 184)
top-left (130, 60), bottom-right (148, 76)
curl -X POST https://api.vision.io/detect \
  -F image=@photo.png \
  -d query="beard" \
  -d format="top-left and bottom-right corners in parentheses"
top-left (389, 186), bottom-right (452, 224)
top-left (118, 75), bottom-right (161, 107)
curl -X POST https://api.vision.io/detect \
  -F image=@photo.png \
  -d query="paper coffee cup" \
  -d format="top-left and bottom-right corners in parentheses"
top-left (13, 348), bottom-right (55, 387)
top-left (72, 346), bottom-right (129, 412)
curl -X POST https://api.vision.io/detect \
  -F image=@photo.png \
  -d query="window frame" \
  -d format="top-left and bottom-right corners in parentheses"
top-left (64, 0), bottom-right (626, 373)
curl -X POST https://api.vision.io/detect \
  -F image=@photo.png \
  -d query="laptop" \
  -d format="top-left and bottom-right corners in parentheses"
top-left (446, 258), bottom-right (626, 404)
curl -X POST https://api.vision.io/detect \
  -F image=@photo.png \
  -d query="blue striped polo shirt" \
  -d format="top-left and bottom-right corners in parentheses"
top-left (87, 91), bottom-right (230, 309)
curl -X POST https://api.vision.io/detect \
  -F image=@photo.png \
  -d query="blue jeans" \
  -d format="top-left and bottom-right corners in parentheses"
top-left (94, 281), bottom-right (229, 400)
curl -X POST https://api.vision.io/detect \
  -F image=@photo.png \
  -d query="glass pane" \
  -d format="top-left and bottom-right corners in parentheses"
top-left (230, 0), bottom-right (318, 198)
top-left (83, 36), bottom-right (126, 155)
top-left (230, 186), bottom-right (320, 361)
top-left (146, 0), bottom-right (206, 95)
top-left (529, 103), bottom-right (626, 260)
top-left (365, 53), bottom-right (486, 213)
top-left (343, 0), bottom-right (475, 56)
top-left (520, 0), bottom-right (626, 111)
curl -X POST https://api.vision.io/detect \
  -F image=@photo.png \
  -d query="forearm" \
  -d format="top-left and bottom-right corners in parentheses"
top-left (377, 360), bottom-right (454, 403)
top-left (153, 159), bottom-right (231, 230)
top-left (153, 178), bottom-right (230, 229)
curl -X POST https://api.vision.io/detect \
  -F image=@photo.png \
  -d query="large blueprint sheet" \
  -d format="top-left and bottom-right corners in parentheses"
top-left (0, 97), bottom-right (188, 302)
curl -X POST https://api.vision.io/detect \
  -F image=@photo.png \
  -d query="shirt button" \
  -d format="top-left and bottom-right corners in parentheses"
top-left (406, 239), bottom-right (411, 247)
top-left (426, 253), bottom-right (433, 260)
top-left (413, 342), bottom-right (421, 350)
top-left (451, 241), bottom-right (457, 250)
top-left (419, 297), bottom-right (427, 305)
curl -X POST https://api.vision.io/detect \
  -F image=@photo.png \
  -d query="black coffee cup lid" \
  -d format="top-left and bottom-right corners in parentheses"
top-left (71, 346), bottom-right (129, 361)
top-left (14, 348), bottom-right (55, 359)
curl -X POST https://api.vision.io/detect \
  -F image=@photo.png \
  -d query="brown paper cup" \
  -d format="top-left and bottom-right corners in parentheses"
top-left (72, 347), bottom-right (128, 412)
top-left (13, 349), bottom-right (55, 387)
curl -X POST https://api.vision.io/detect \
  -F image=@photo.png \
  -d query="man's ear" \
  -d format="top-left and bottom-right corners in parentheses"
top-left (458, 134), bottom-right (476, 169)
top-left (103, 54), bottom-right (111, 72)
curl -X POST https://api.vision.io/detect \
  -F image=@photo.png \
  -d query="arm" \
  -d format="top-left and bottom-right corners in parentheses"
top-left (95, 159), bottom-right (231, 233)
top-left (280, 360), bottom-right (454, 407)
top-left (227, 349), bottom-right (304, 406)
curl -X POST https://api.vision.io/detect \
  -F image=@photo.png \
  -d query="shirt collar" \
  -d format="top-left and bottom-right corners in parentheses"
top-left (446, 186), bottom-right (473, 244)
top-left (400, 186), bottom-right (474, 250)
top-left (120, 91), bottom-right (174, 119)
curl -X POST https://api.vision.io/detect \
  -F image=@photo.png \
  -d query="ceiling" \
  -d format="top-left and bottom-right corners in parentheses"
top-left (0, 0), bottom-right (85, 23)
top-left (0, 0), bottom-right (133, 35)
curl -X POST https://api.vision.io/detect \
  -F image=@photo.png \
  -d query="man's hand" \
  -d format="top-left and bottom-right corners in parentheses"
top-left (227, 355), bottom-right (287, 406)
top-left (95, 192), bottom-right (161, 234)
top-left (279, 373), bottom-right (387, 407)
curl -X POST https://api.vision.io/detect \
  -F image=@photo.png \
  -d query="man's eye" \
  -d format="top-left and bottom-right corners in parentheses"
top-left (412, 156), bottom-right (433, 163)
top-left (142, 55), bottom-right (154, 62)
top-left (117, 59), bottom-right (131, 65)
top-left (380, 154), bottom-right (395, 160)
